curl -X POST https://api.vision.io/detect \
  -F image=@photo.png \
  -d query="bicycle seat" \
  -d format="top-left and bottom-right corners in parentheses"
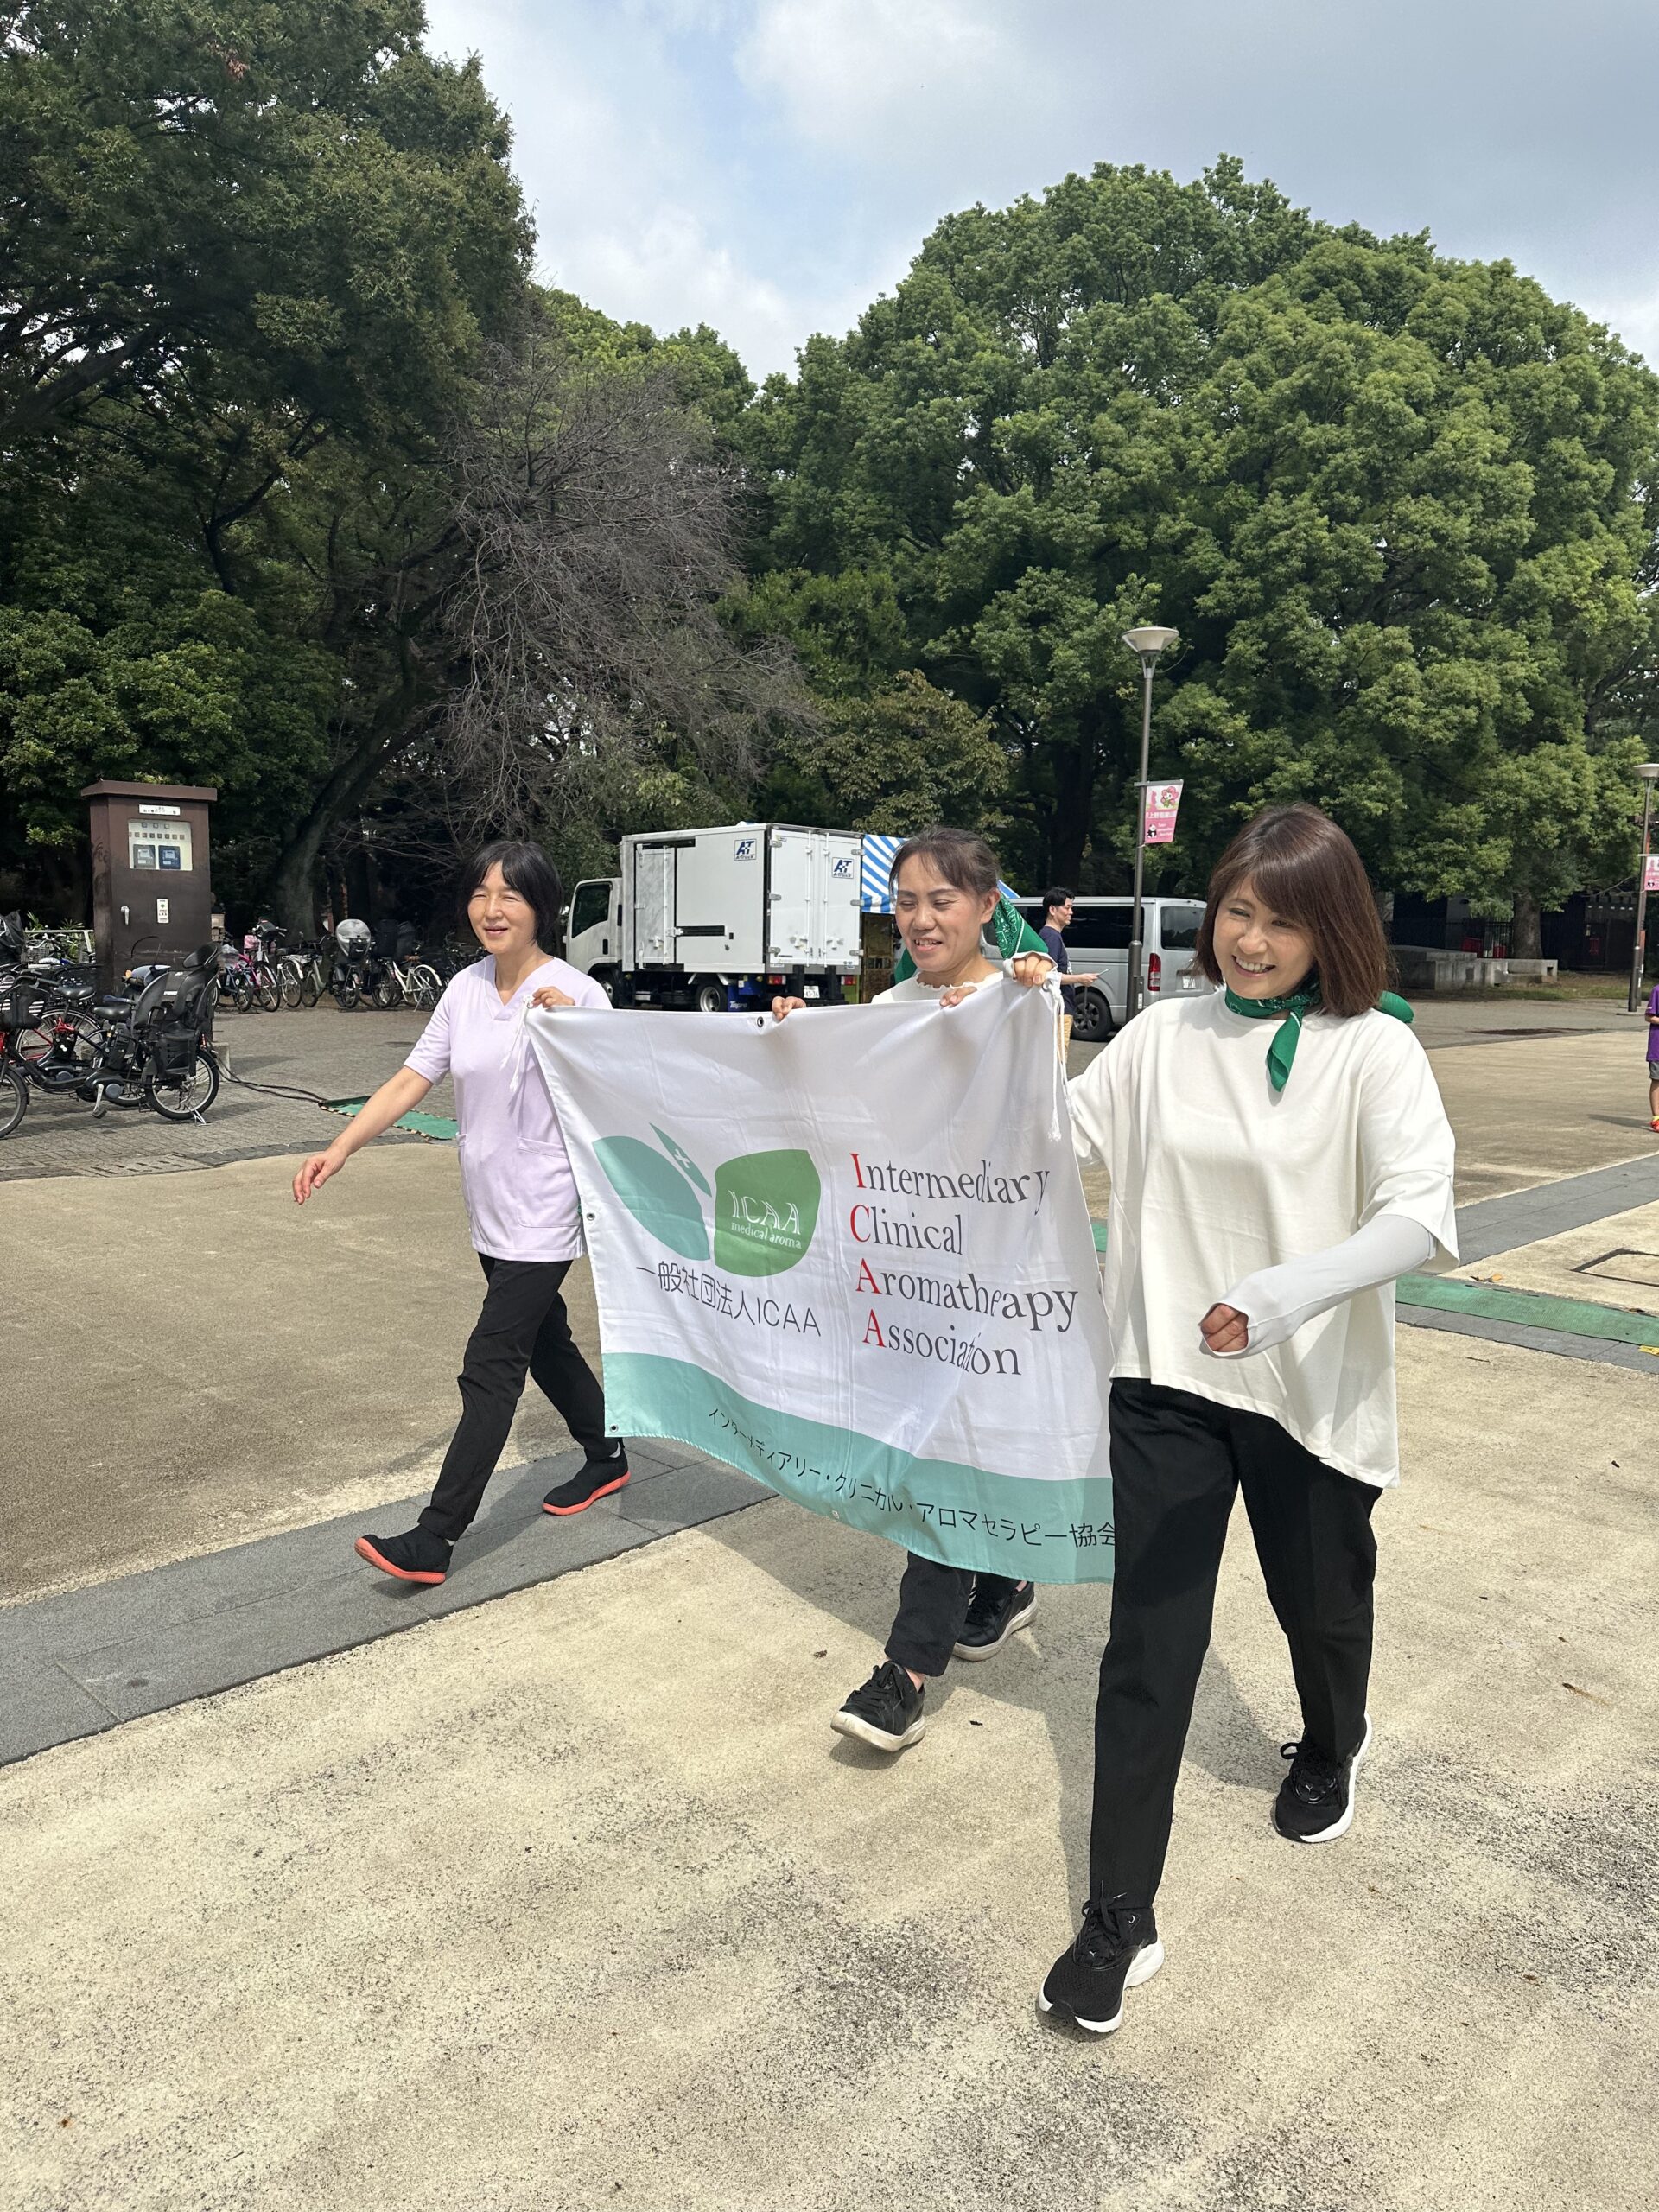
top-left (98, 995), bottom-right (132, 1011)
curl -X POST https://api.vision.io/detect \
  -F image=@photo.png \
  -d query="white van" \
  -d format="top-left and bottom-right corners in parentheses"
top-left (1015, 897), bottom-right (1213, 1042)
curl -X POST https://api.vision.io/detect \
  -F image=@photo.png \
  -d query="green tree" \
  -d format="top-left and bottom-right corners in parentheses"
top-left (0, 1), bottom-right (529, 445)
top-left (756, 669), bottom-right (1006, 836)
top-left (0, 0), bottom-right (534, 913)
top-left (741, 159), bottom-right (1659, 920)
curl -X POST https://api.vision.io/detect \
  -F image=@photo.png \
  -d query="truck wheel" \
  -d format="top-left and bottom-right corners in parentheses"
top-left (694, 980), bottom-right (727, 1014)
top-left (1072, 988), bottom-right (1116, 1045)
top-left (592, 968), bottom-right (618, 1004)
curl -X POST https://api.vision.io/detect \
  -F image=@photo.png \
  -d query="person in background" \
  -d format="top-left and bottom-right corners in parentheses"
top-left (773, 827), bottom-right (1055, 1756)
top-left (292, 840), bottom-right (628, 1586)
top-left (1028, 803), bottom-right (1456, 2037)
top-left (1646, 976), bottom-right (1659, 1130)
top-left (1039, 888), bottom-right (1099, 1059)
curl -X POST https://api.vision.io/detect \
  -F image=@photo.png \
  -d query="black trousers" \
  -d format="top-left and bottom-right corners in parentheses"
top-left (1091, 1378), bottom-right (1379, 1908)
top-left (418, 1255), bottom-right (613, 1542)
top-left (885, 1557), bottom-right (1027, 1677)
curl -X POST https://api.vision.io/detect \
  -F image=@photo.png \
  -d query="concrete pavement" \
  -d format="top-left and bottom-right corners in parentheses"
top-left (3, 1319), bottom-right (1654, 2212)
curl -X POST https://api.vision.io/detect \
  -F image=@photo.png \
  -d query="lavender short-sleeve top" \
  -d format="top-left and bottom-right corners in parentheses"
top-left (404, 955), bottom-right (610, 1262)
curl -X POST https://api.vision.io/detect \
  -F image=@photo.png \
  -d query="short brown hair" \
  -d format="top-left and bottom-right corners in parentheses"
top-left (1195, 804), bottom-right (1392, 1017)
top-left (887, 825), bottom-right (1001, 901)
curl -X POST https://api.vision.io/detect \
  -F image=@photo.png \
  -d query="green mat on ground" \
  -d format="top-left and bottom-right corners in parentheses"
top-left (322, 1097), bottom-right (458, 1142)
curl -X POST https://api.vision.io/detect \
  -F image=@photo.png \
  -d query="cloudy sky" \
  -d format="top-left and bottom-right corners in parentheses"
top-left (422, 0), bottom-right (1659, 382)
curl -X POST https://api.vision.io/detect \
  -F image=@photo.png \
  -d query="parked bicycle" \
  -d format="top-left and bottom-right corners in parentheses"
top-left (3, 947), bottom-right (219, 1123)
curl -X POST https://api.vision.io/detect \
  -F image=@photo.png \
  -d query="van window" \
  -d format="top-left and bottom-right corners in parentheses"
top-left (1066, 905), bottom-right (1134, 951)
top-left (570, 881), bottom-right (612, 938)
top-left (1156, 904), bottom-right (1205, 951)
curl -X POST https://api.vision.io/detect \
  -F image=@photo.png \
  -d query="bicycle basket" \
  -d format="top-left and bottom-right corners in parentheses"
top-left (3, 981), bottom-right (47, 1030)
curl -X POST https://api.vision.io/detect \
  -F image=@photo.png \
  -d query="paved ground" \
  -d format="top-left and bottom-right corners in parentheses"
top-left (0, 1007), bottom-right (454, 1184)
top-left (3, 1321), bottom-right (1654, 2212)
top-left (2, 985), bottom-right (1656, 2211)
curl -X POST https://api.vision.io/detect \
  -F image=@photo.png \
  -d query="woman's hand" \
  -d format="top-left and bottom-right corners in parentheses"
top-left (1009, 952), bottom-right (1054, 989)
top-left (771, 995), bottom-right (806, 1020)
top-left (531, 983), bottom-right (576, 1012)
top-left (938, 983), bottom-right (978, 1008)
top-left (294, 1148), bottom-right (346, 1205)
top-left (1199, 1302), bottom-right (1250, 1356)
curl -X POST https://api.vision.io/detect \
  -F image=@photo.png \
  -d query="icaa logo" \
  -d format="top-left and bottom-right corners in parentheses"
top-left (594, 1125), bottom-right (821, 1276)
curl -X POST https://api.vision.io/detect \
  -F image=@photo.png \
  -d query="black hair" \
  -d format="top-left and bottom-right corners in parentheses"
top-left (458, 840), bottom-right (564, 951)
top-left (1043, 886), bottom-right (1072, 917)
top-left (887, 824), bottom-right (1000, 901)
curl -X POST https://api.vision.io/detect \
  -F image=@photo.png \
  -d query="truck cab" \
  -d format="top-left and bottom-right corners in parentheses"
top-left (564, 877), bottom-right (624, 999)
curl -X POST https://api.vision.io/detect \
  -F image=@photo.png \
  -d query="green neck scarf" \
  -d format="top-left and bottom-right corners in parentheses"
top-left (891, 895), bottom-right (1049, 985)
top-left (1224, 980), bottom-right (1414, 1092)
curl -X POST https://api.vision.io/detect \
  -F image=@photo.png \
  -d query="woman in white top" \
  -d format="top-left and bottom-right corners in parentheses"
top-left (772, 826), bottom-right (1054, 1757)
top-left (1038, 803), bottom-right (1457, 2037)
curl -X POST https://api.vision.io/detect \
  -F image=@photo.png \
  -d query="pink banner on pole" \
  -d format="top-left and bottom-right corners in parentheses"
top-left (1142, 780), bottom-right (1184, 846)
top-left (1644, 854), bottom-right (1659, 893)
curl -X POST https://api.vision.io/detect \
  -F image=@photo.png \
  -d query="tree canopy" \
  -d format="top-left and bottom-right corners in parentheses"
top-left (740, 158), bottom-right (1659, 923)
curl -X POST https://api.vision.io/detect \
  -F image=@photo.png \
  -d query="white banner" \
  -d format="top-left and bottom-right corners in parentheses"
top-left (531, 987), bottom-right (1115, 1581)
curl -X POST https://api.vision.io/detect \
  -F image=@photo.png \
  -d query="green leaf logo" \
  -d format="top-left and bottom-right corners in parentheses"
top-left (594, 1135), bottom-right (709, 1261)
top-left (714, 1149), bottom-right (821, 1277)
top-left (593, 1126), bottom-right (821, 1276)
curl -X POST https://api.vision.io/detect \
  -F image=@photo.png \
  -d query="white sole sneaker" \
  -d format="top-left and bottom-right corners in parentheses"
top-left (951, 1589), bottom-right (1038, 1662)
top-left (1280, 1713), bottom-right (1373, 1844)
top-left (830, 1708), bottom-right (925, 1753)
top-left (1038, 1938), bottom-right (1166, 2035)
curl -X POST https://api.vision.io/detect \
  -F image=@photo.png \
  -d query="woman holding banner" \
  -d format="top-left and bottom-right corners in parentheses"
top-left (292, 841), bottom-right (627, 1586)
top-left (1033, 802), bottom-right (1456, 2037)
top-left (775, 825), bottom-right (1058, 1756)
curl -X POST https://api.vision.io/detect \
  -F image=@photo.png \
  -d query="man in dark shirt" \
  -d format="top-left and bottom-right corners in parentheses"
top-left (1040, 887), bottom-right (1093, 1058)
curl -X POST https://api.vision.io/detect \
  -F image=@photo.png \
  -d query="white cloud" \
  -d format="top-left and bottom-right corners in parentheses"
top-left (737, 0), bottom-right (1057, 166)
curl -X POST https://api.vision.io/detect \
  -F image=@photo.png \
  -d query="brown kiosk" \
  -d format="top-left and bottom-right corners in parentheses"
top-left (81, 781), bottom-right (218, 988)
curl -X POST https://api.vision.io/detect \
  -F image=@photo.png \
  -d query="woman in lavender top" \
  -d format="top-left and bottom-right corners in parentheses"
top-left (293, 841), bottom-right (626, 1586)
top-left (1646, 979), bottom-right (1659, 1131)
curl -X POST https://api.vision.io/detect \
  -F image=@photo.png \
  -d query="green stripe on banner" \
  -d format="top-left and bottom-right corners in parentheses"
top-left (602, 1351), bottom-right (1115, 1583)
top-left (322, 1097), bottom-right (458, 1141)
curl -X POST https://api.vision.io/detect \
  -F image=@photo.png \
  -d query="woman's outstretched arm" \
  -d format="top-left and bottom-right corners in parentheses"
top-left (292, 1066), bottom-right (435, 1203)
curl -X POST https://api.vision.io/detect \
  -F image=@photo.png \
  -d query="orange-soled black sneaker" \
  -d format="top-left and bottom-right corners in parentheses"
top-left (354, 1527), bottom-right (453, 1584)
top-left (543, 1451), bottom-right (630, 1516)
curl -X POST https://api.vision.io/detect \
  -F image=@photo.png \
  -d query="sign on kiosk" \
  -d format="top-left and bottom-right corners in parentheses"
top-left (1143, 780), bottom-right (1183, 845)
top-left (128, 818), bottom-right (193, 872)
top-left (1645, 854), bottom-right (1659, 893)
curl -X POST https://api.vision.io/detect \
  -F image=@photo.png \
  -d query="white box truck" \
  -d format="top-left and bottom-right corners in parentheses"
top-left (563, 823), bottom-right (862, 1011)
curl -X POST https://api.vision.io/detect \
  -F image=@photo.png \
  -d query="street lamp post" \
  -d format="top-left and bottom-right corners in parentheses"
top-left (1121, 625), bottom-right (1180, 1020)
top-left (1626, 762), bottom-right (1659, 1014)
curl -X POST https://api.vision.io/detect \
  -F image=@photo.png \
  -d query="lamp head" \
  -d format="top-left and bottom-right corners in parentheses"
top-left (1122, 625), bottom-right (1179, 667)
top-left (1638, 763), bottom-right (1659, 782)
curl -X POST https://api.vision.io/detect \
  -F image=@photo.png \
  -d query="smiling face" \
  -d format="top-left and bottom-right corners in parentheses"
top-left (893, 855), bottom-right (999, 987)
top-left (467, 862), bottom-right (541, 963)
top-left (1211, 875), bottom-right (1317, 1000)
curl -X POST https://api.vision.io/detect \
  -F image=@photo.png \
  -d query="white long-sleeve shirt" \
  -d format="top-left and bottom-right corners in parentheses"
top-left (1068, 994), bottom-right (1458, 1487)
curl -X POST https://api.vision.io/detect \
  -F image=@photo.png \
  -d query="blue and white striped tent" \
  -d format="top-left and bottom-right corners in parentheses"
top-left (860, 833), bottom-right (1022, 912)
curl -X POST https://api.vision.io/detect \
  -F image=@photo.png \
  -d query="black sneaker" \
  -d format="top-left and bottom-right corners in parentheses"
top-left (953, 1578), bottom-right (1037, 1662)
top-left (543, 1448), bottom-right (631, 1517)
top-left (1274, 1713), bottom-right (1372, 1844)
top-left (354, 1526), bottom-right (453, 1585)
top-left (830, 1661), bottom-right (925, 1753)
top-left (1039, 1900), bottom-right (1164, 2035)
